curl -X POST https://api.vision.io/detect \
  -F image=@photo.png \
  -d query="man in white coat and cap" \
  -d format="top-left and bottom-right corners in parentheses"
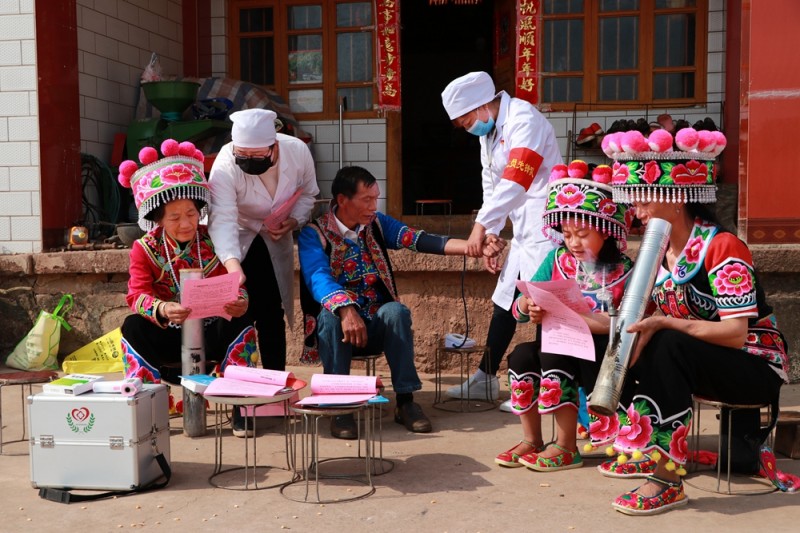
top-left (441, 71), bottom-right (561, 410)
top-left (209, 108), bottom-right (320, 373)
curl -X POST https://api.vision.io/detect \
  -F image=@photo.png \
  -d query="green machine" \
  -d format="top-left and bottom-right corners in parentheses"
top-left (126, 80), bottom-right (231, 159)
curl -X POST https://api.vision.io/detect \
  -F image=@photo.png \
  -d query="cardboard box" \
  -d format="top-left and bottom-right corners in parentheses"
top-left (28, 384), bottom-right (170, 490)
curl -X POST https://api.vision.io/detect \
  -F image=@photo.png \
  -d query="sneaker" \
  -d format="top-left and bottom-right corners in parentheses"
top-left (499, 399), bottom-right (513, 413)
top-left (232, 408), bottom-right (254, 438)
top-left (445, 375), bottom-right (499, 401)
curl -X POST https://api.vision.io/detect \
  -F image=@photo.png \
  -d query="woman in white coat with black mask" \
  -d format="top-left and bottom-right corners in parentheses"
top-left (208, 108), bottom-right (319, 370)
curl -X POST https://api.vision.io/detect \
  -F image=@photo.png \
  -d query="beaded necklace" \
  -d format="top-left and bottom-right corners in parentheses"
top-left (162, 230), bottom-right (204, 292)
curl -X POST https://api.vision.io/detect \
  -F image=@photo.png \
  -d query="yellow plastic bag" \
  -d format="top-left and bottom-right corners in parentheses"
top-left (6, 294), bottom-right (73, 371)
top-left (62, 327), bottom-right (124, 374)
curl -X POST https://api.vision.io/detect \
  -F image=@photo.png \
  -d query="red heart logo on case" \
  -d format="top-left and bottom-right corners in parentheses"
top-left (71, 407), bottom-right (89, 421)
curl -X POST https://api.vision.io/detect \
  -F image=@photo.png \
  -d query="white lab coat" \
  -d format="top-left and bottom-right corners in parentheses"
top-left (208, 133), bottom-right (320, 326)
top-left (475, 92), bottom-right (563, 310)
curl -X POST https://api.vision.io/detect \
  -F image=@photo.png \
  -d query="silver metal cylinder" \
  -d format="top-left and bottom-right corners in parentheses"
top-left (590, 218), bottom-right (671, 416)
top-left (180, 268), bottom-right (207, 437)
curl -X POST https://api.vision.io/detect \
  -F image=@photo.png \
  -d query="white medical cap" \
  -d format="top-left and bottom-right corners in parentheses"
top-left (230, 108), bottom-right (277, 148)
top-left (441, 71), bottom-right (497, 120)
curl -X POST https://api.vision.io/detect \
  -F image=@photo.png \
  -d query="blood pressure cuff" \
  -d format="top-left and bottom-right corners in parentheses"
top-left (416, 232), bottom-right (450, 255)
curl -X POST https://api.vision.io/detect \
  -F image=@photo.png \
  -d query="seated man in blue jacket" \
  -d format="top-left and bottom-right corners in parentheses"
top-left (299, 166), bottom-right (504, 439)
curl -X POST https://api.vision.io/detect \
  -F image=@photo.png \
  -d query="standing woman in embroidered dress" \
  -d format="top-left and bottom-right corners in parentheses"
top-left (495, 161), bottom-right (635, 471)
top-left (601, 128), bottom-right (789, 515)
top-left (118, 140), bottom-right (257, 388)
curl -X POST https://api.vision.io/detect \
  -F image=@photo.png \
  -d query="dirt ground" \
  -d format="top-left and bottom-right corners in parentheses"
top-left (2, 365), bottom-right (800, 533)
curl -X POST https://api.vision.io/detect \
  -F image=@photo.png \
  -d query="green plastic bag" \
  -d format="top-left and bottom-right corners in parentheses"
top-left (6, 294), bottom-right (73, 371)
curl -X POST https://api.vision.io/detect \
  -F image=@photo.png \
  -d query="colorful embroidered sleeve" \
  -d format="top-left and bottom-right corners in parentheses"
top-left (704, 232), bottom-right (759, 320)
top-left (298, 224), bottom-right (359, 314)
top-left (126, 240), bottom-right (166, 327)
top-left (373, 212), bottom-right (422, 251)
top-left (513, 249), bottom-right (557, 322)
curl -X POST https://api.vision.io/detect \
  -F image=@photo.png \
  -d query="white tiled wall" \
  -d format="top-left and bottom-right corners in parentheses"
top-left (0, 0), bottom-right (39, 254)
top-left (300, 119), bottom-right (389, 213)
top-left (76, 0), bottom-right (184, 163)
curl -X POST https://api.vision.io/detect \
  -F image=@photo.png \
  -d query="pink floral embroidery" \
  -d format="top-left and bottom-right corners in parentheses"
top-left (668, 424), bottom-right (690, 464)
top-left (584, 296), bottom-right (597, 311)
top-left (511, 379), bottom-right (534, 410)
top-left (538, 377), bottom-right (563, 408)
top-left (684, 236), bottom-right (704, 263)
top-left (617, 404), bottom-right (654, 450)
top-left (713, 262), bottom-right (753, 296)
top-left (555, 184), bottom-right (585, 208)
top-left (671, 160), bottom-right (708, 184)
top-left (598, 198), bottom-right (617, 217)
top-left (642, 161), bottom-right (662, 184)
top-left (589, 411), bottom-right (620, 443)
top-left (612, 162), bottom-right (630, 184)
top-left (624, 208), bottom-right (635, 230)
top-left (159, 164), bottom-right (195, 185)
top-left (558, 252), bottom-right (578, 278)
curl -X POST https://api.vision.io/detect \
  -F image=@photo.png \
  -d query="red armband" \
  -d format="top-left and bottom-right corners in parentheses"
top-left (501, 147), bottom-right (543, 191)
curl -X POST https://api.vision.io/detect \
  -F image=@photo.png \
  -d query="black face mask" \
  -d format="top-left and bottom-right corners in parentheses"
top-left (235, 155), bottom-right (272, 175)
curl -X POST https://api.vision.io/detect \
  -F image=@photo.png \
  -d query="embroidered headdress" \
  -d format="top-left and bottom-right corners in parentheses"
top-left (542, 160), bottom-right (632, 251)
top-left (601, 128), bottom-right (727, 204)
top-left (117, 139), bottom-right (209, 231)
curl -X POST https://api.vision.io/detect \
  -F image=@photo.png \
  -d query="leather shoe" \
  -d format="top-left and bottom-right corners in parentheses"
top-left (330, 414), bottom-right (358, 440)
top-left (394, 402), bottom-right (432, 433)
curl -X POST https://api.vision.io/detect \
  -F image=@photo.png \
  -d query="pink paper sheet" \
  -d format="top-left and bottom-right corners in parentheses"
top-left (295, 374), bottom-right (379, 406)
top-left (516, 280), bottom-right (596, 361)
top-left (224, 366), bottom-right (292, 386)
top-left (263, 188), bottom-right (303, 231)
top-left (181, 271), bottom-right (240, 320)
top-left (204, 377), bottom-right (288, 397)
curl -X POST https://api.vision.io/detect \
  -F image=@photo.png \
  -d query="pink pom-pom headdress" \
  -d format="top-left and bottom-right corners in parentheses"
top-left (117, 139), bottom-right (209, 231)
top-left (542, 160), bottom-right (631, 251)
top-left (603, 128), bottom-right (727, 205)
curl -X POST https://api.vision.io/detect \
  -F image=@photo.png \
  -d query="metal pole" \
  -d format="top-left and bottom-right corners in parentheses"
top-left (180, 268), bottom-right (206, 437)
top-left (338, 96), bottom-right (347, 169)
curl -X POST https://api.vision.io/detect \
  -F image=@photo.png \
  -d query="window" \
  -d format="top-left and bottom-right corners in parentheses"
top-left (541, 0), bottom-right (707, 106)
top-left (231, 0), bottom-right (376, 119)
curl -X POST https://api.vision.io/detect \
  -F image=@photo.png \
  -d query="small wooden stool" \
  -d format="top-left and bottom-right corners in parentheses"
top-left (0, 370), bottom-right (58, 454)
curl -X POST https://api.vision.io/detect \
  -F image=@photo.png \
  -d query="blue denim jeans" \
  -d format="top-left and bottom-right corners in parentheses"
top-left (317, 301), bottom-right (422, 394)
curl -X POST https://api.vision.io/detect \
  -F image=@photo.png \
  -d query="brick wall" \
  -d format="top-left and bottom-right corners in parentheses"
top-left (0, 0), bottom-right (39, 254)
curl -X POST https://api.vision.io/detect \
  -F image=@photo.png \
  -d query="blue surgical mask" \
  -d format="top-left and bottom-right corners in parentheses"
top-left (467, 116), bottom-right (495, 137)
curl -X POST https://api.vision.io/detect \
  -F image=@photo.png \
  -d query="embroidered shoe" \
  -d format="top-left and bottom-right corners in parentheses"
top-left (526, 443), bottom-right (583, 472)
top-left (612, 475), bottom-right (688, 516)
top-left (598, 455), bottom-right (657, 479)
top-left (495, 440), bottom-right (544, 468)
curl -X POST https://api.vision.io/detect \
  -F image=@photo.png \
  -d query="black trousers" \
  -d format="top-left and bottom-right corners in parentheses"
top-left (241, 235), bottom-right (286, 370)
top-left (480, 302), bottom-right (519, 375)
top-left (121, 313), bottom-right (252, 382)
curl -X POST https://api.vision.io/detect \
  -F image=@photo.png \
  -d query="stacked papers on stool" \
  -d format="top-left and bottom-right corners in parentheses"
top-left (296, 374), bottom-right (383, 406)
top-left (203, 367), bottom-right (295, 398)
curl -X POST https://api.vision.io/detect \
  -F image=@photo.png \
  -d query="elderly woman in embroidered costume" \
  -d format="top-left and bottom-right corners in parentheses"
top-left (117, 140), bottom-right (257, 394)
top-left (600, 128), bottom-right (789, 515)
top-left (495, 161), bottom-right (635, 472)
